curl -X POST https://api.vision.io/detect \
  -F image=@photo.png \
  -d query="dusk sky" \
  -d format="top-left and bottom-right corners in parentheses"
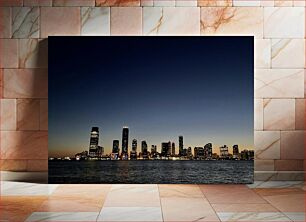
top-left (49, 36), bottom-right (254, 157)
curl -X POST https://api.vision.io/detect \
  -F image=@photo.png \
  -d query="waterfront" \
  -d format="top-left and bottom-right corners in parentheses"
top-left (48, 160), bottom-right (253, 184)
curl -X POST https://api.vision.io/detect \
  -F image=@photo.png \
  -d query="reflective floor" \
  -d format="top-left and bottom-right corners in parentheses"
top-left (0, 181), bottom-right (305, 221)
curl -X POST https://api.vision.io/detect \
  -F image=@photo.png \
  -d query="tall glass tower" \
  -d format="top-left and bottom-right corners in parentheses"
top-left (89, 127), bottom-right (99, 157)
top-left (179, 136), bottom-right (183, 156)
top-left (121, 126), bottom-right (129, 159)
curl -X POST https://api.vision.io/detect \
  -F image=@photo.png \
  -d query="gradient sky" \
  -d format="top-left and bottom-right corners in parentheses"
top-left (49, 36), bottom-right (254, 157)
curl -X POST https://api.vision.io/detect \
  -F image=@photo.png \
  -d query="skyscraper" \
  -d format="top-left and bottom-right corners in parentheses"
top-left (220, 145), bottom-right (229, 159)
top-left (233, 144), bottom-right (239, 159)
top-left (112, 140), bottom-right (119, 154)
top-left (171, 142), bottom-right (175, 155)
top-left (161, 141), bottom-right (171, 157)
top-left (204, 143), bottom-right (212, 159)
top-left (130, 139), bottom-right (137, 160)
top-left (132, 139), bottom-right (137, 152)
top-left (179, 136), bottom-right (183, 156)
top-left (151, 145), bottom-right (157, 153)
top-left (141, 140), bottom-right (148, 159)
top-left (89, 127), bottom-right (99, 157)
top-left (121, 126), bottom-right (129, 159)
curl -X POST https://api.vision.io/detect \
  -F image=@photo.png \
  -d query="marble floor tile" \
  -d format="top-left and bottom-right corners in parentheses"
top-left (103, 184), bottom-right (160, 207)
top-left (247, 181), bottom-right (304, 189)
top-left (37, 196), bottom-right (105, 212)
top-left (212, 203), bottom-right (278, 212)
top-left (25, 212), bottom-right (99, 221)
top-left (97, 207), bottom-right (163, 221)
top-left (199, 185), bottom-right (266, 204)
top-left (161, 197), bottom-right (219, 221)
top-left (158, 184), bottom-right (204, 198)
top-left (1, 181), bottom-right (58, 196)
top-left (52, 184), bottom-right (111, 198)
top-left (217, 212), bottom-right (291, 221)
top-left (0, 196), bottom-right (47, 221)
top-left (283, 212), bottom-right (305, 221)
top-left (254, 188), bottom-right (305, 212)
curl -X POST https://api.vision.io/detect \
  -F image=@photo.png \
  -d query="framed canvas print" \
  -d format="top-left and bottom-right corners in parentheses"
top-left (48, 36), bottom-right (254, 184)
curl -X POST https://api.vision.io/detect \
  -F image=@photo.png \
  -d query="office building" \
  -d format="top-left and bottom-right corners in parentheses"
top-left (204, 143), bottom-right (212, 159)
top-left (121, 126), bottom-right (129, 159)
top-left (233, 144), bottom-right (239, 159)
top-left (161, 141), bottom-right (171, 157)
top-left (220, 145), bottom-right (229, 159)
top-left (179, 136), bottom-right (183, 156)
top-left (141, 140), bottom-right (148, 159)
top-left (89, 127), bottom-right (99, 158)
top-left (171, 142), bottom-right (175, 155)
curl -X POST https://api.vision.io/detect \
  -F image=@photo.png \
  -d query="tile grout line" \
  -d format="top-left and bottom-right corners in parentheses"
top-left (197, 184), bottom-right (222, 222)
top-left (157, 184), bottom-right (165, 222)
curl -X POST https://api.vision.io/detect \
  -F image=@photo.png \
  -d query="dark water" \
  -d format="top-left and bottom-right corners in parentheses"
top-left (48, 160), bottom-right (253, 184)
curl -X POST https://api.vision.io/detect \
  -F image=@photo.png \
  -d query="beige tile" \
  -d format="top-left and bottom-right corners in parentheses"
top-left (17, 99), bottom-right (40, 130)
top-left (212, 203), bottom-right (278, 212)
top-left (41, 7), bottom-right (80, 38)
top-left (159, 184), bottom-right (204, 198)
top-left (0, 99), bottom-right (16, 131)
top-left (274, 0), bottom-right (293, 6)
top-left (272, 39), bottom-right (305, 68)
top-left (255, 69), bottom-right (304, 98)
top-left (0, 131), bottom-right (48, 159)
top-left (40, 99), bottom-right (48, 130)
top-left (254, 131), bottom-right (280, 160)
top-left (0, 39), bottom-right (18, 68)
top-left (96, 0), bottom-right (140, 6)
top-left (293, 0), bottom-right (305, 6)
top-left (198, 0), bottom-right (232, 6)
top-left (0, 159), bottom-right (27, 171)
top-left (0, 7), bottom-right (11, 38)
top-left (161, 197), bottom-right (219, 221)
top-left (27, 159), bottom-right (48, 171)
top-left (275, 160), bottom-right (304, 171)
top-left (261, 0), bottom-right (274, 6)
top-left (143, 7), bottom-right (200, 35)
top-left (12, 7), bottom-right (39, 38)
top-left (255, 99), bottom-right (263, 130)
top-left (52, 184), bottom-right (111, 198)
top-left (81, 7), bottom-right (110, 36)
top-left (200, 7), bottom-right (263, 38)
top-left (254, 160), bottom-right (275, 171)
top-left (154, 0), bottom-right (175, 6)
top-left (0, 69), bottom-right (2, 98)
top-left (141, 0), bottom-right (153, 6)
top-left (255, 39), bottom-right (271, 68)
top-left (263, 99), bottom-right (295, 130)
top-left (295, 99), bottom-right (305, 130)
top-left (3, 69), bottom-right (48, 99)
top-left (176, 0), bottom-right (197, 6)
top-left (233, 0), bottom-right (260, 6)
top-left (111, 7), bottom-right (142, 35)
top-left (264, 7), bottom-right (305, 38)
top-left (19, 39), bottom-right (48, 68)
top-left (255, 188), bottom-right (305, 212)
top-left (38, 196), bottom-right (104, 212)
top-left (280, 131), bottom-right (304, 160)
top-left (104, 184), bottom-right (160, 207)
top-left (98, 207), bottom-right (162, 222)
top-left (217, 212), bottom-right (291, 221)
top-left (199, 185), bottom-right (266, 204)
top-left (53, 0), bottom-right (95, 6)
top-left (0, 196), bottom-right (47, 222)
top-left (0, 0), bottom-right (23, 6)
top-left (23, 0), bottom-right (52, 6)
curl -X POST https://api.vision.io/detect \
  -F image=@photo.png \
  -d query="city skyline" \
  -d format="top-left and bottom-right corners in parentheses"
top-left (49, 125), bottom-right (253, 158)
top-left (49, 37), bottom-right (254, 158)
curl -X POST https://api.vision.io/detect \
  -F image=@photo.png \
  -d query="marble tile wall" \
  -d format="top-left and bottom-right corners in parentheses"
top-left (0, 0), bottom-right (304, 181)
